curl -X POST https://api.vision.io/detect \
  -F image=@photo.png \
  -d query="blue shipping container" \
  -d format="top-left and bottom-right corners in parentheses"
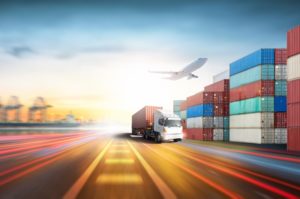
top-left (187, 104), bottom-right (213, 118)
top-left (230, 49), bottom-right (274, 76)
top-left (274, 96), bottom-right (287, 112)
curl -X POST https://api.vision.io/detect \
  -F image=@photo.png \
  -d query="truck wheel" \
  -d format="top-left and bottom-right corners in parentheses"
top-left (155, 134), bottom-right (162, 143)
top-left (174, 139), bottom-right (178, 142)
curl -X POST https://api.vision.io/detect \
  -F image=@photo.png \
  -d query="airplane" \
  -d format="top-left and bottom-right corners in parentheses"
top-left (149, 58), bottom-right (207, 80)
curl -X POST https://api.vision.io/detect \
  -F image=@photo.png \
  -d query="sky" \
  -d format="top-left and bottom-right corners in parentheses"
top-left (0, 0), bottom-right (299, 125)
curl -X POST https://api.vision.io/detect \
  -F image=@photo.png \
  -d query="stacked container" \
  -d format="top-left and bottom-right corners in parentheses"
top-left (179, 100), bottom-right (188, 136)
top-left (204, 79), bottom-right (230, 141)
top-left (287, 26), bottom-right (300, 151)
top-left (173, 100), bottom-right (184, 117)
top-left (274, 49), bottom-right (287, 144)
top-left (186, 91), bottom-right (214, 140)
top-left (229, 49), bottom-right (278, 144)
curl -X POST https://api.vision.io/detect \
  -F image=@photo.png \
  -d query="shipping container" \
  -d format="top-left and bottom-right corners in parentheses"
top-left (287, 79), bottom-right (300, 104)
top-left (185, 128), bottom-right (213, 141)
top-left (223, 128), bottom-right (230, 141)
top-left (230, 128), bottom-right (275, 144)
top-left (275, 80), bottom-right (287, 96)
top-left (223, 117), bottom-right (229, 129)
top-left (230, 80), bottom-right (274, 102)
top-left (275, 65), bottom-right (287, 80)
top-left (173, 100), bottom-right (184, 112)
top-left (274, 112), bottom-right (287, 128)
top-left (287, 103), bottom-right (300, 127)
top-left (230, 65), bottom-right (275, 89)
top-left (213, 103), bottom-right (229, 116)
top-left (213, 70), bottom-right (229, 83)
top-left (132, 106), bottom-right (162, 132)
top-left (287, 127), bottom-right (300, 151)
top-left (174, 111), bottom-right (181, 117)
top-left (287, 54), bottom-right (300, 81)
top-left (187, 104), bottom-right (214, 118)
top-left (213, 129), bottom-right (224, 141)
top-left (205, 79), bottom-right (229, 92)
top-left (230, 113), bottom-right (274, 128)
top-left (186, 117), bottom-right (214, 128)
top-left (275, 48), bottom-right (287, 65)
top-left (213, 117), bottom-right (224, 128)
top-left (274, 96), bottom-right (287, 112)
top-left (230, 49), bottom-right (275, 76)
top-left (213, 92), bottom-right (229, 104)
top-left (187, 91), bottom-right (214, 107)
top-left (287, 25), bottom-right (300, 57)
top-left (230, 97), bottom-right (274, 115)
top-left (180, 100), bottom-right (188, 111)
top-left (181, 120), bottom-right (187, 129)
top-left (275, 128), bottom-right (287, 144)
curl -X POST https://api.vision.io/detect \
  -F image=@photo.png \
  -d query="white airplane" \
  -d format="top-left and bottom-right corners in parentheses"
top-left (149, 58), bottom-right (207, 80)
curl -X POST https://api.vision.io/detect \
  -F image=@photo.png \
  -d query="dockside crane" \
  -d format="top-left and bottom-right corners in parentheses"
top-left (28, 97), bottom-right (52, 122)
top-left (3, 96), bottom-right (23, 122)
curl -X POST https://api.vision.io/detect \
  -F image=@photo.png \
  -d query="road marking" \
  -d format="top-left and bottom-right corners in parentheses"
top-left (63, 140), bottom-right (113, 199)
top-left (105, 158), bottom-right (134, 164)
top-left (96, 174), bottom-right (143, 184)
top-left (109, 149), bottom-right (130, 154)
top-left (127, 140), bottom-right (177, 199)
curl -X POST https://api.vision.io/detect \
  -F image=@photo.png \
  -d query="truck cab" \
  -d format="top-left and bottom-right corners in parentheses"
top-left (144, 110), bottom-right (183, 143)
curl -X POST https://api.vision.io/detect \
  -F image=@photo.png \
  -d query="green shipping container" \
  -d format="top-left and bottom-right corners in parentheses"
top-left (173, 100), bottom-right (184, 106)
top-left (275, 80), bottom-right (287, 96)
top-left (174, 111), bottom-right (181, 117)
top-left (230, 97), bottom-right (274, 115)
top-left (230, 65), bottom-right (274, 89)
top-left (223, 128), bottom-right (230, 142)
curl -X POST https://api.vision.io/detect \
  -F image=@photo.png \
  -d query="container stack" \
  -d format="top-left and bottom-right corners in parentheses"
top-left (186, 91), bottom-right (214, 140)
top-left (179, 100), bottom-right (187, 136)
top-left (204, 79), bottom-right (230, 141)
top-left (229, 49), bottom-right (277, 144)
top-left (173, 100), bottom-right (185, 117)
top-left (287, 26), bottom-right (300, 151)
top-left (274, 49), bottom-right (287, 144)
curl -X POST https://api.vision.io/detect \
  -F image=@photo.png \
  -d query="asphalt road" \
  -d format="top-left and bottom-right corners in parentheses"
top-left (0, 130), bottom-right (300, 199)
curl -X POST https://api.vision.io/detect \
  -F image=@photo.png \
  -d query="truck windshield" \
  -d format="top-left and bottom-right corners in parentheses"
top-left (164, 119), bottom-right (181, 127)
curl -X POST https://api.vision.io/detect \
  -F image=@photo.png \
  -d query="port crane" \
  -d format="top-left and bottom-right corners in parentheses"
top-left (2, 96), bottom-right (23, 122)
top-left (28, 97), bottom-right (52, 122)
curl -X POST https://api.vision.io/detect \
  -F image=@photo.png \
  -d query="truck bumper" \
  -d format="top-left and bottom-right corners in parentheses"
top-left (161, 133), bottom-right (183, 141)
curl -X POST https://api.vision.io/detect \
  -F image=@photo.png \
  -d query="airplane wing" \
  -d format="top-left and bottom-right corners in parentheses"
top-left (148, 71), bottom-right (177, 75)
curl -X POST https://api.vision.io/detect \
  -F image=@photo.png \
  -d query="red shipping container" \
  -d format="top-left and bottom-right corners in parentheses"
top-left (287, 103), bottom-right (300, 127)
top-left (214, 104), bottom-right (229, 116)
top-left (288, 127), bottom-right (300, 151)
top-left (287, 79), bottom-right (300, 104)
top-left (180, 100), bottom-right (188, 111)
top-left (181, 120), bottom-right (187, 129)
top-left (213, 92), bottom-right (229, 104)
top-left (275, 48), bottom-right (287, 65)
top-left (204, 79), bottom-right (229, 92)
top-left (274, 112), bottom-right (287, 128)
top-left (132, 106), bottom-right (162, 129)
top-left (187, 91), bottom-right (214, 107)
top-left (287, 25), bottom-right (300, 57)
top-left (185, 128), bottom-right (213, 141)
top-left (230, 80), bottom-right (274, 102)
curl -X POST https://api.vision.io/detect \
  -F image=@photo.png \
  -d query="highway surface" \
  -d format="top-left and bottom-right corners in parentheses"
top-left (0, 130), bottom-right (300, 199)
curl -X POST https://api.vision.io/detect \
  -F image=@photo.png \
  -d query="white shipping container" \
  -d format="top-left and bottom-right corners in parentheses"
top-left (275, 65), bottom-right (287, 80)
top-left (275, 128), bottom-right (287, 144)
top-left (213, 70), bottom-right (229, 83)
top-left (186, 117), bottom-right (213, 128)
top-left (230, 128), bottom-right (275, 144)
top-left (287, 54), bottom-right (300, 81)
top-left (230, 113), bottom-right (274, 128)
top-left (213, 129), bottom-right (223, 141)
top-left (213, 117), bottom-right (224, 128)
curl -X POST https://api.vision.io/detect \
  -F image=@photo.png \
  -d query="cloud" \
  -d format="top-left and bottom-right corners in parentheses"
top-left (6, 46), bottom-right (35, 58)
top-left (56, 45), bottom-right (127, 59)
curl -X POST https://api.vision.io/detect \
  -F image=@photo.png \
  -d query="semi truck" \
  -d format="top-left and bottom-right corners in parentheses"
top-left (132, 106), bottom-right (183, 143)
